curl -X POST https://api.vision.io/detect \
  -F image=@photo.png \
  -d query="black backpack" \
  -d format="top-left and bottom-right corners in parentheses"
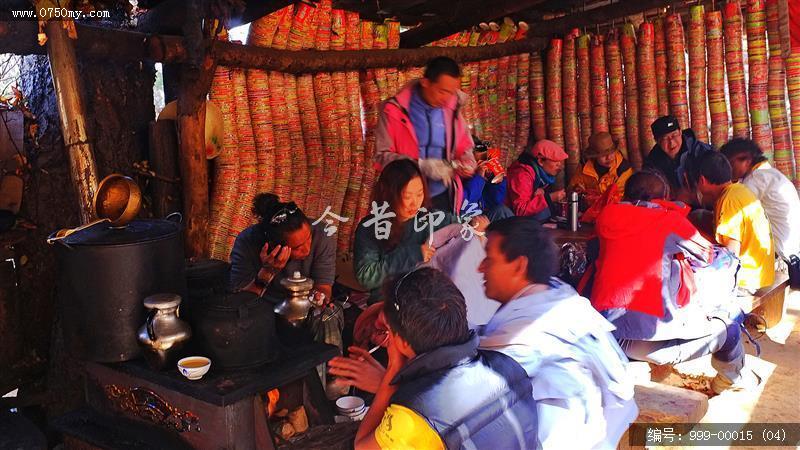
top-left (788, 254), bottom-right (800, 290)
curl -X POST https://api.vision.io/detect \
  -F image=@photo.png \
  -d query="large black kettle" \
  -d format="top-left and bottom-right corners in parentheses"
top-left (183, 259), bottom-right (279, 370)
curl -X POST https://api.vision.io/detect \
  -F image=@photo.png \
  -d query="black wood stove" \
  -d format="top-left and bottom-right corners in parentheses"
top-left (54, 343), bottom-right (338, 450)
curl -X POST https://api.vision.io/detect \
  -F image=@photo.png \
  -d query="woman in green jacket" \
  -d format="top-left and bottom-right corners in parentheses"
top-left (354, 159), bottom-right (487, 301)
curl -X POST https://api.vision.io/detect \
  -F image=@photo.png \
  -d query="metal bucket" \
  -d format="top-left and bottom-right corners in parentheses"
top-left (51, 219), bottom-right (186, 362)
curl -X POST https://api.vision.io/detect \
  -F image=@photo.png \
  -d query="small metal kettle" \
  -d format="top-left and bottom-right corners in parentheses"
top-left (137, 293), bottom-right (192, 370)
top-left (274, 271), bottom-right (314, 327)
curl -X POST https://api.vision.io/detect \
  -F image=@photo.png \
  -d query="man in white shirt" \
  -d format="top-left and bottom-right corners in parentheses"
top-left (722, 138), bottom-right (800, 263)
top-left (477, 217), bottom-right (637, 449)
top-left (330, 218), bottom-right (638, 449)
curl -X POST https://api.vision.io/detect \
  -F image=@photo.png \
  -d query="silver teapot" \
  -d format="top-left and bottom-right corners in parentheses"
top-left (274, 271), bottom-right (314, 327)
top-left (137, 293), bottom-right (192, 370)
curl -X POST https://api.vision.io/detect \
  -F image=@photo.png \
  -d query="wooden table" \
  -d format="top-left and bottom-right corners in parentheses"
top-left (546, 223), bottom-right (596, 245)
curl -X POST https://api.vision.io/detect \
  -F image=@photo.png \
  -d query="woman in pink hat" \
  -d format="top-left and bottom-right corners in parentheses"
top-left (505, 140), bottom-right (568, 221)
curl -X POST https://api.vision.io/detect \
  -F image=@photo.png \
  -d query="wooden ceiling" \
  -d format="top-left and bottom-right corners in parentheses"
top-left (0, 0), bottom-right (674, 48)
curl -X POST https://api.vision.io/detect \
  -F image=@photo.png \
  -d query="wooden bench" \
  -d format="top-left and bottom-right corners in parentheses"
top-left (617, 382), bottom-right (709, 450)
top-left (739, 273), bottom-right (790, 329)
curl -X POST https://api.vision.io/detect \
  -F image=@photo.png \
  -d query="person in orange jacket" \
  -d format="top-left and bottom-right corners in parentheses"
top-left (568, 132), bottom-right (634, 209)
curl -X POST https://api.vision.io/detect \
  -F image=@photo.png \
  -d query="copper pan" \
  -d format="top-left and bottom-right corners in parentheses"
top-left (93, 174), bottom-right (142, 226)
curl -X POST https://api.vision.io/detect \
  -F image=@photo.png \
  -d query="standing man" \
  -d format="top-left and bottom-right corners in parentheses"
top-left (374, 57), bottom-right (476, 213)
top-left (644, 115), bottom-right (713, 202)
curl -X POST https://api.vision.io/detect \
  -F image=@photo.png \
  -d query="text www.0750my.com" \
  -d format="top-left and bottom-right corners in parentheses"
top-left (10, 8), bottom-right (111, 20)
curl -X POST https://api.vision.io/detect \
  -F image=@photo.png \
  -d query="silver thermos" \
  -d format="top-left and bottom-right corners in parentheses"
top-left (568, 192), bottom-right (579, 232)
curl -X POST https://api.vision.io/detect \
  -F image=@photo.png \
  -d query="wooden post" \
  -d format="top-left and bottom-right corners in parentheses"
top-left (148, 120), bottom-right (182, 218)
top-left (162, 63), bottom-right (181, 104)
top-left (176, 56), bottom-right (216, 258)
top-left (44, 21), bottom-right (99, 224)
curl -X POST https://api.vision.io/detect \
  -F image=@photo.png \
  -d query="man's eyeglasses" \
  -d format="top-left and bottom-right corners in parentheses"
top-left (270, 203), bottom-right (299, 225)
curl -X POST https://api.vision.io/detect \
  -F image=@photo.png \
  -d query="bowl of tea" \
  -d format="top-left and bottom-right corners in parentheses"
top-left (177, 356), bottom-right (211, 380)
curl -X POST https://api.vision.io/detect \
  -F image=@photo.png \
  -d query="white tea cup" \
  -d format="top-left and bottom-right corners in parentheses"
top-left (177, 356), bottom-right (211, 380)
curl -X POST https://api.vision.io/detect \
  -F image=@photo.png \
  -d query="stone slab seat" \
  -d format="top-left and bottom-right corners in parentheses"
top-left (617, 382), bottom-right (709, 450)
top-left (738, 273), bottom-right (790, 328)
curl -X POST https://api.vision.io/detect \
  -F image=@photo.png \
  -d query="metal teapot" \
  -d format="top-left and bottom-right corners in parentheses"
top-left (137, 293), bottom-right (192, 370)
top-left (274, 271), bottom-right (314, 327)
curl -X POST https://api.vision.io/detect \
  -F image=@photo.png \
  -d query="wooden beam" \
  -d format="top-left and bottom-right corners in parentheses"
top-left (173, 1), bottom-right (215, 259)
top-left (136, 0), bottom-right (293, 34)
top-left (43, 20), bottom-right (100, 224)
top-left (0, 20), bottom-right (173, 60)
top-left (176, 55), bottom-right (216, 258)
top-left (135, 0), bottom-right (186, 33)
top-left (0, 17), bottom-right (40, 56)
top-left (147, 121), bottom-right (182, 218)
top-left (0, 20), bottom-right (546, 71)
top-left (332, 0), bottom-right (424, 25)
top-left (379, 0), bottom-right (429, 10)
top-left (212, 37), bottom-right (546, 71)
top-left (527, 0), bottom-right (672, 37)
top-left (513, 0), bottom-right (587, 23)
top-left (399, 0), bottom-right (549, 48)
top-left (1, 21), bottom-right (545, 70)
top-left (233, 0), bottom-right (295, 28)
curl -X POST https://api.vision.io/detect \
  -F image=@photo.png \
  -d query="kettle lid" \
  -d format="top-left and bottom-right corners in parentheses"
top-left (143, 293), bottom-right (182, 309)
top-left (57, 219), bottom-right (180, 247)
top-left (279, 270), bottom-right (314, 291)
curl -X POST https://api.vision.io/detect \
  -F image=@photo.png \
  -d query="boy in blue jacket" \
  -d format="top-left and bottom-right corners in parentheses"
top-left (462, 143), bottom-right (513, 221)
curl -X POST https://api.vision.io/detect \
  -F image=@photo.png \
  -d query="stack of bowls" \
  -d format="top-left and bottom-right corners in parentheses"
top-left (335, 396), bottom-right (367, 421)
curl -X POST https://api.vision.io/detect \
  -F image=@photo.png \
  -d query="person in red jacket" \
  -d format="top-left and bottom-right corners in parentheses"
top-left (591, 171), bottom-right (759, 393)
top-left (505, 140), bottom-right (568, 221)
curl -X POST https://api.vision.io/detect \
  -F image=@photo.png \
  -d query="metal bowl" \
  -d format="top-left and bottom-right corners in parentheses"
top-left (93, 174), bottom-right (142, 226)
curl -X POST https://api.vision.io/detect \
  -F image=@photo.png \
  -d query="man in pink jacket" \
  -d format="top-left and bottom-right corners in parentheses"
top-left (374, 57), bottom-right (476, 213)
top-left (506, 140), bottom-right (568, 221)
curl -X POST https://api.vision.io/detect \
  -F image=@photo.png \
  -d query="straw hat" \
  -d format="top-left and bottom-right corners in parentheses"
top-left (585, 132), bottom-right (618, 159)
